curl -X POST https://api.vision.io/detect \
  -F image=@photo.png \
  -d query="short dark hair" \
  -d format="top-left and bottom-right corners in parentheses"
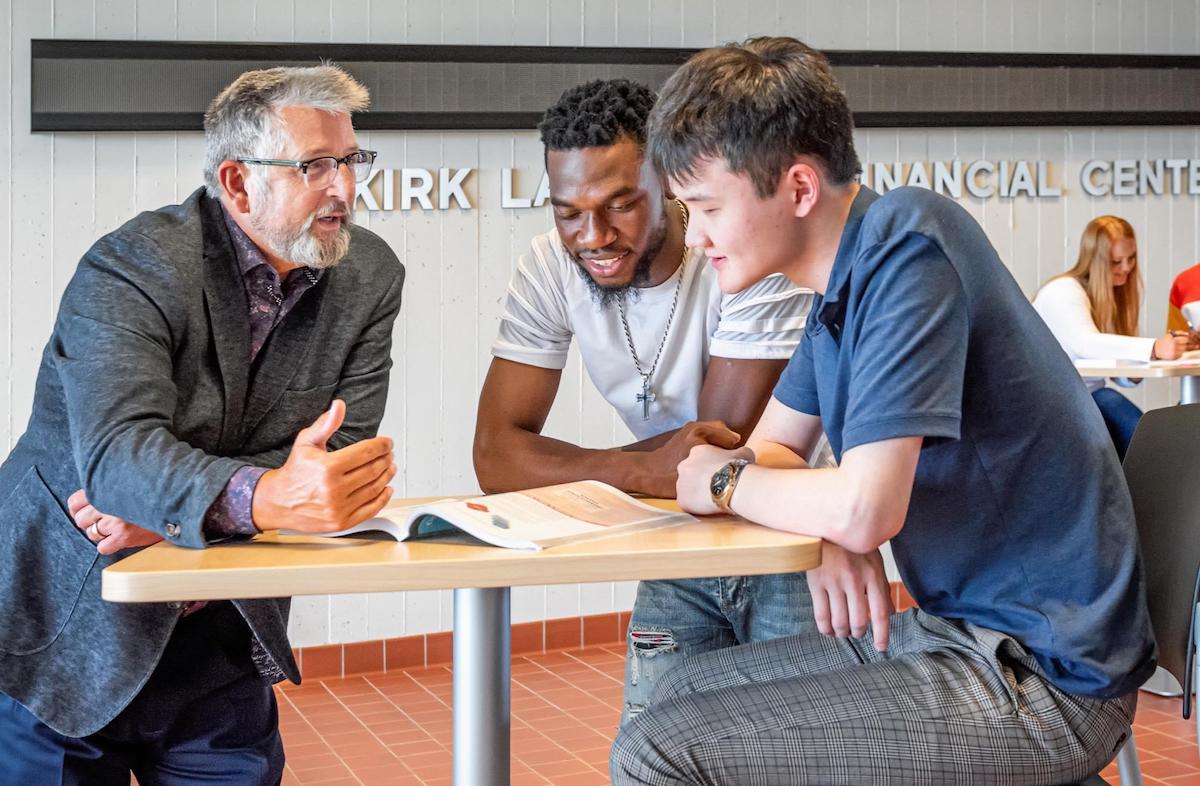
top-left (647, 37), bottom-right (860, 197)
top-left (538, 79), bottom-right (657, 152)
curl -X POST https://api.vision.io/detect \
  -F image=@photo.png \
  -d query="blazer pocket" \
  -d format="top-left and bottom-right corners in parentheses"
top-left (0, 466), bottom-right (99, 655)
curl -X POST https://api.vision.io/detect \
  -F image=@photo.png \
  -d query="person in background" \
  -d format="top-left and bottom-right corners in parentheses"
top-left (1033, 215), bottom-right (1196, 458)
top-left (1167, 260), bottom-right (1200, 334)
top-left (474, 78), bottom-right (824, 726)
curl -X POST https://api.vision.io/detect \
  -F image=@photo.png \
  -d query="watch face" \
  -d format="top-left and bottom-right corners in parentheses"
top-left (710, 465), bottom-right (731, 497)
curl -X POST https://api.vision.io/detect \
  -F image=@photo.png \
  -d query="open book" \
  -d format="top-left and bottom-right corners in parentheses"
top-left (311, 480), bottom-right (696, 551)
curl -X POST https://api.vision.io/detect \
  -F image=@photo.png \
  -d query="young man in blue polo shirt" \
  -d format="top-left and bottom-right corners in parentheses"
top-left (610, 37), bottom-right (1156, 785)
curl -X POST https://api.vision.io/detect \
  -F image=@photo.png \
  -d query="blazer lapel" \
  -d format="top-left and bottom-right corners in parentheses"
top-left (241, 273), bottom-right (330, 437)
top-left (199, 196), bottom-right (251, 452)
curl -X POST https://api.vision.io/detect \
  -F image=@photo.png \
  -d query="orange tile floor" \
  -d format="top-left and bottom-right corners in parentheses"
top-left (277, 643), bottom-right (1200, 785)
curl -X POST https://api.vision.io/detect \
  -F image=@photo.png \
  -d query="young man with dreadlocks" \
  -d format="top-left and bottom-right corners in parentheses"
top-left (473, 78), bottom-right (828, 723)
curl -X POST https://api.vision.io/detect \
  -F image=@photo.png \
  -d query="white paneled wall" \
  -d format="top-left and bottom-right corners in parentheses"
top-left (3, 0), bottom-right (1199, 646)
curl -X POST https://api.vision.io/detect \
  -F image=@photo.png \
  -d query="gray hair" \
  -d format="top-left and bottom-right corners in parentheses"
top-left (203, 64), bottom-right (370, 197)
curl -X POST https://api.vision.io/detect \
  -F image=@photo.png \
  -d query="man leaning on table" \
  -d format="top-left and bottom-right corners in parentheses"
top-left (0, 65), bottom-right (404, 784)
top-left (473, 78), bottom-right (824, 725)
top-left (610, 37), bottom-right (1156, 785)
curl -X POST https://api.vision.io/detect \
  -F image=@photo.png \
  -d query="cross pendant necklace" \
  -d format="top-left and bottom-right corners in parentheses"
top-left (618, 277), bottom-right (681, 421)
top-left (637, 375), bottom-right (656, 419)
top-left (618, 200), bottom-right (688, 420)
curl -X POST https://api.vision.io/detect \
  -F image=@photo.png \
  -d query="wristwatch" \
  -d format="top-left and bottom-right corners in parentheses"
top-left (710, 459), bottom-right (751, 513)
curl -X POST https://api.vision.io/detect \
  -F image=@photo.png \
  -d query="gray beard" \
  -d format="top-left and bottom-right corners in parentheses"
top-left (252, 205), bottom-right (354, 270)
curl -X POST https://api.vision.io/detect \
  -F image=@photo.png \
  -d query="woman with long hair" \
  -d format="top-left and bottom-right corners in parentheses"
top-left (1033, 215), bottom-right (1193, 458)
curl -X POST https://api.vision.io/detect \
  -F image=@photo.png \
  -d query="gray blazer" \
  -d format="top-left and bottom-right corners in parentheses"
top-left (0, 189), bottom-right (405, 736)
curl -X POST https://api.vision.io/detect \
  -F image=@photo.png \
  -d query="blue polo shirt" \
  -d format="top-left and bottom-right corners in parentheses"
top-left (775, 186), bottom-right (1156, 698)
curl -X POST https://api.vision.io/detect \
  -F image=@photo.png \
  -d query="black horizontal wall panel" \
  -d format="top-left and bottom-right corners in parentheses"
top-left (30, 40), bottom-right (1200, 132)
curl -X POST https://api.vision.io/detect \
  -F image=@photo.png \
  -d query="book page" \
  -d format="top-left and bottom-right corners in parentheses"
top-left (518, 483), bottom-right (680, 527)
top-left (420, 481), bottom-right (695, 549)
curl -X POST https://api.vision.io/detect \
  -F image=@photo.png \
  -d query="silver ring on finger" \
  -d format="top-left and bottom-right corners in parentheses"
top-left (87, 522), bottom-right (101, 539)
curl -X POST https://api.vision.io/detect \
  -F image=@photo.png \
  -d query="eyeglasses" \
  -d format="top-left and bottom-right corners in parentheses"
top-left (238, 150), bottom-right (378, 190)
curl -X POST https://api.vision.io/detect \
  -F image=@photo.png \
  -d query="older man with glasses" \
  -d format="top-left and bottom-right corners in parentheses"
top-left (0, 64), bottom-right (404, 784)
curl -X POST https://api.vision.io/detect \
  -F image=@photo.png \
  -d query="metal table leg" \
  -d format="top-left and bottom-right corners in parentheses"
top-left (1182, 377), bottom-right (1200, 405)
top-left (453, 587), bottom-right (511, 786)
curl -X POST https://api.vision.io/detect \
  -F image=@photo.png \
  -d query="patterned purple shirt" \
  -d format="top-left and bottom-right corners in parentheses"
top-left (201, 209), bottom-right (323, 541)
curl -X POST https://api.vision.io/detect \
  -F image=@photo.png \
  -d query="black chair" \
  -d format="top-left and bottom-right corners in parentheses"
top-left (1104, 402), bottom-right (1200, 784)
top-left (1056, 403), bottom-right (1200, 786)
top-left (1125, 402), bottom-right (1200, 723)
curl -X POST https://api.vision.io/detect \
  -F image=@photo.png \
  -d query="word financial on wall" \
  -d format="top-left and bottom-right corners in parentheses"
top-left (354, 159), bottom-right (1200, 212)
top-left (861, 159), bottom-right (1200, 199)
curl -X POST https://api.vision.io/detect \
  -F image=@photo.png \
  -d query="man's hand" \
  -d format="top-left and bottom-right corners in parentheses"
top-left (806, 542), bottom-right (894, 652)
top-left (252, 400), bottom-right (396, 533)
top-left (68, 489), bottom-right (163, 556)
top-left (639, 420), bottom-right (742, 499)
top-left (675, 442), bottom-right (755, 515)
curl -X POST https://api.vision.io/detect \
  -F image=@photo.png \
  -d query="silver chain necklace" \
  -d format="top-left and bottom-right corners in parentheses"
top-left (618, 200), bottom-right (688, 420)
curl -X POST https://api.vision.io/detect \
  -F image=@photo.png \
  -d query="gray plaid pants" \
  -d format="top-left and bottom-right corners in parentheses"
top-left (610, 608), bottom-right (1135, 785)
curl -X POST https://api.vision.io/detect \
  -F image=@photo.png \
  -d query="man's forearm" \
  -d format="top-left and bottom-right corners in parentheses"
top-left (475, 428), bottom-right (662, 495)
top-left (731, 464), bottom-right (860, 546)
top-left (749, 439), bottom-right (811, 470)
top-left (731, 439), bottom-right (918, 553)
top-left (724, 436), bottom-right (912, 554)
top-left (618, 428), bottom-right (680, 453)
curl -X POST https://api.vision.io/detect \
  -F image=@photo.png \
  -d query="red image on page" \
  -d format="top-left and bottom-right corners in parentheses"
top-left (466, 502), bottom-right (489, 513)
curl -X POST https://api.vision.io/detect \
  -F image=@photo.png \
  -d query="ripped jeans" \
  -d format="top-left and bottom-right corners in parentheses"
top-left (620, 573), bottom-right (814, 726)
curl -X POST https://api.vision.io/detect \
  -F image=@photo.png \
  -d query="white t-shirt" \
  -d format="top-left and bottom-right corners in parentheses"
top-left (493, 228), bottom-right (812, 441)
top-left (1031, 276), bottom-right (1155, 392)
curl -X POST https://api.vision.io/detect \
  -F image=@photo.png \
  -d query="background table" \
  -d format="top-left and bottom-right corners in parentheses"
top-left (102, 500), bottom-right (821, 786)
top-left (1074, 360), bottom-right (1200, 405)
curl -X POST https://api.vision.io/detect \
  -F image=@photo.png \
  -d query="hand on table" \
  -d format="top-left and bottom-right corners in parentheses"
top-left (252, 399), bottom-right (396, 533)
top-left (635, 421), bottom-right (742, 499)
top-left (68, 489), bottom-right (163, 555)
top-left (675, 442), bottom-right (755, 515)
top-left (806, 541), bottom-right (894, 652)
top-left (1154, 332), bottom-right (1193, 360)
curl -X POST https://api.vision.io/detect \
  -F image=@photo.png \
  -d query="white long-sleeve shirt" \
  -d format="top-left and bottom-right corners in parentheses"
top-left (1031, 276), bottom-right (1154, 392)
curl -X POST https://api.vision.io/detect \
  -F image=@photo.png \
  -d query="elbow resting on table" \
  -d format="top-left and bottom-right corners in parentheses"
top-left (472, 442), bottom-right (502, 494)
top-left (472, 426), bottom-right (518, 494)
top-left (827, 496), bottom-right (904, 555)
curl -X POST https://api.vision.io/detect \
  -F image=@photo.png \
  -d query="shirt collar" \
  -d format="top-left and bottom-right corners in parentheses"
top-left (811, 184), bottom-right (878, 328)
top-left (820, 185), bottom-right (880, 308)
top-left (221, 206), bottom-right (272, 278)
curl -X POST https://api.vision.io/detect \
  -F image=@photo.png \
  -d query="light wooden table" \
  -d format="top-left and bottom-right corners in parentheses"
top-left (1074, 360), bottom-right (1200, 404)
top-left (102, 499), bottom-right (820, 786)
